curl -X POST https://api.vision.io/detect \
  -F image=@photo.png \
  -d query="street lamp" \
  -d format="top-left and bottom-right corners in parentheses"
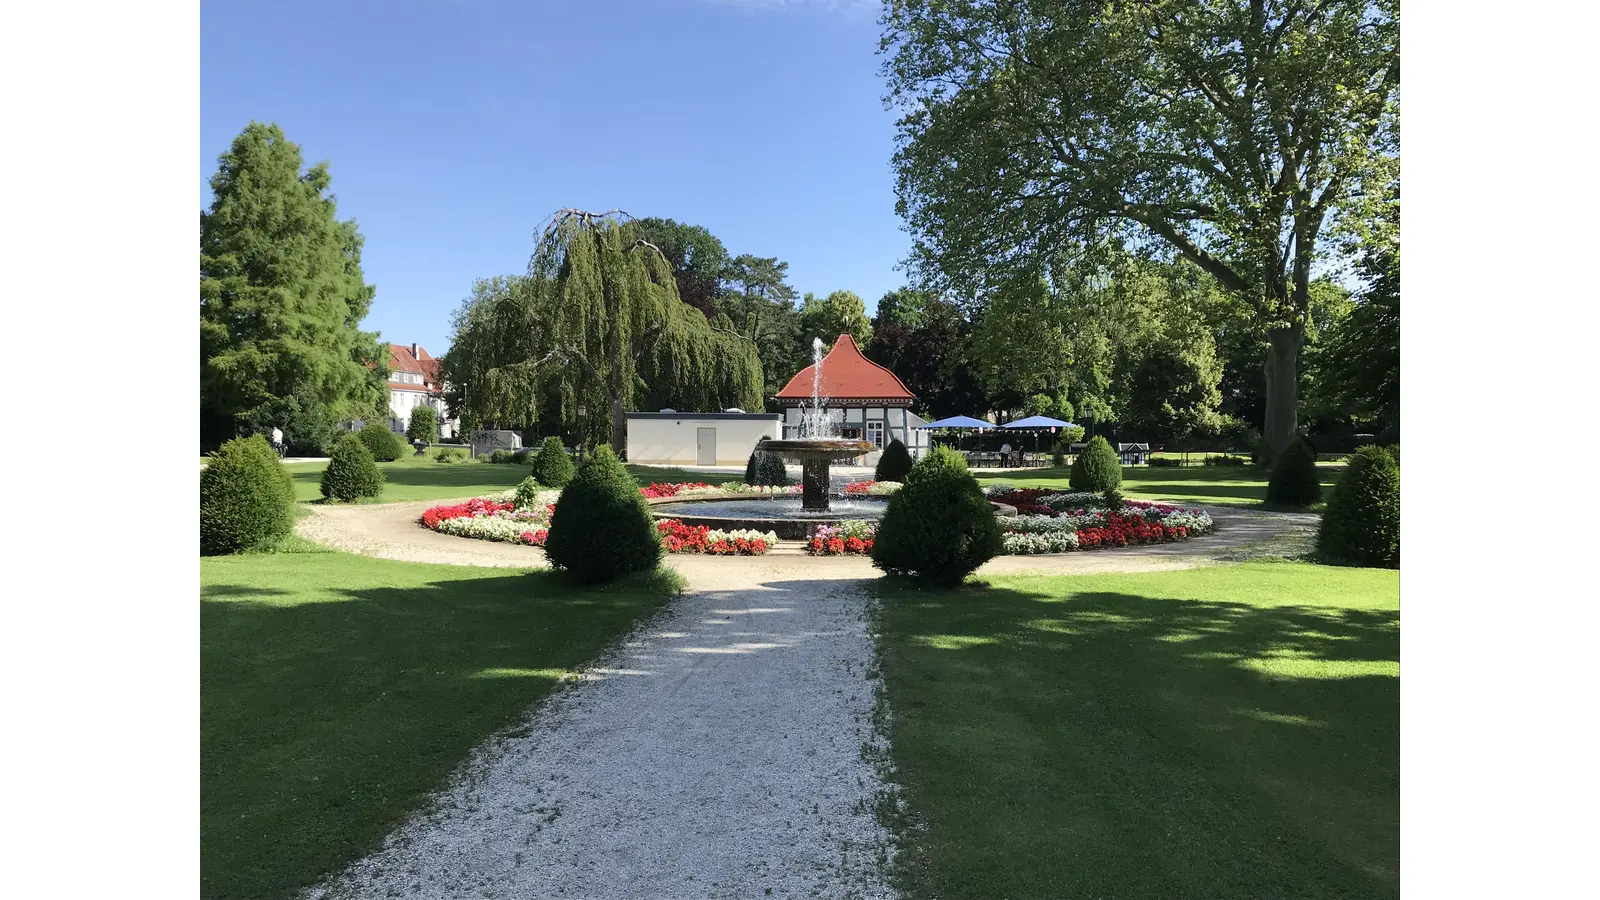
top-left (575, 404), bottom-right (586, 465)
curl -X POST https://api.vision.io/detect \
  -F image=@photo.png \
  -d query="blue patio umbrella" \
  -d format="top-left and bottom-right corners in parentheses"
top-left (915, 415), bottom-right (997, 430)
top-left (1000, 415), bottom-right (1080, 457)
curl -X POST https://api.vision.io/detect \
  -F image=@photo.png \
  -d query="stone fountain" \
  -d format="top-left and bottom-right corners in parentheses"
top-left (761, 337), bottom-right (871, 512)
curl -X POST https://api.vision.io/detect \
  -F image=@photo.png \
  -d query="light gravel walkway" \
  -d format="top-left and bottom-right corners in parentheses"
top-left (307, 564), bottom-right (895, 900)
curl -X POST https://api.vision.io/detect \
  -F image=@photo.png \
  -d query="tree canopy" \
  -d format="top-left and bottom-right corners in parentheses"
top-left (200, 122), bottom-right (387, 450)
top-left (881, 0), bottom-right (1399, 461)
top-left (798, 289), bottom-right (872, 349)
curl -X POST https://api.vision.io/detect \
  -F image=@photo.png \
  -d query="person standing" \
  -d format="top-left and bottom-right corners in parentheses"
top-left (999, 440), bottom-right (1012, 468)
top-left (270, 425), bottom-right (284, 457)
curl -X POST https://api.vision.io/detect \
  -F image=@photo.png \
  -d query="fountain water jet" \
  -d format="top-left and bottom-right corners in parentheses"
top-left (763, 337), bottom-right (872, 511)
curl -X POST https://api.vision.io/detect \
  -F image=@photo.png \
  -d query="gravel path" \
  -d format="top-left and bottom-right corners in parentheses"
top-left (296, 498), bottom-right (1318, 577)
top-left (306, 564), bottom-right (895, 900)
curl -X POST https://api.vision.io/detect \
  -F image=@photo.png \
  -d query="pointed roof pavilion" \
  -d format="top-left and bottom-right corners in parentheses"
top-left (774, 334), bottom-right (916, 407)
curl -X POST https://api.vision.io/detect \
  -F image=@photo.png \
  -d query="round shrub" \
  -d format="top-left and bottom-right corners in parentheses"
top-left (488, 449), bottom-right (516, 464)
top-left (1265, 438), bottom-right (1321, 507)
top-left (201, 435), bottom-right (294, 555)
top-left (744, 438), bottom-right (767, 485)
top-left (1069, 435), bottom-right (1122, 492)
top-left (514, 475), bottom-right (543, 510)
top-left (1317, 445), bottom-right (1399, 567)
top-left (406, 406), bottom-right (439, 444)
top-left (543, 445), bottom-right (661, 584)
top-left (871, 446), bottom-right (1003, 586)
top-left (875, 438), bottom-right (914, 482)
top-left (359, 420), bottom-right (405, 462)
top-left (321, 433), bottom-right (385, 502)
top-left (530, 436), bottom-right (575, 488)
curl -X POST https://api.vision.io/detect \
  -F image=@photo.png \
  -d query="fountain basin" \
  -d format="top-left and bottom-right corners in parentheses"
top-left (758, 438), bottom-right (876, 511)
top-left (652, 496), bottom-right (888, 540)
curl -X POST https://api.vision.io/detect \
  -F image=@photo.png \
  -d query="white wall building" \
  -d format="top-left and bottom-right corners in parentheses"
top-left (385, 343), bottom-right (459, 439)
top-left (626, 412), bottom-right (782, 466)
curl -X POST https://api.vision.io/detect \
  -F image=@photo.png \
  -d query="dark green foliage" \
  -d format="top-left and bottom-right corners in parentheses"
top-left (358, 421), bottom-right (405, 462)
top-left (872, 446), bottom-right (1002, 586)
top-left (201, 435), bottom-right (294, 555)
top-left (758, 452), bottom-right (791, 486)
top-left (744, 439), bottom-right (767, 485)
top-left (1265, 438), bottom-right (1321, 507)
top-left (544, 446), bottom-right (662, 584)
top-left (1050, 441), bottom-right (1066, 467)
top-left (1205, 454), bottom-right (1252, 467)
top-left (433, 448), bottom-right (471, 464)
top-left (875, 438), bottom-right (914, 482)
top-left (200, 122), bottom-right (387, 450)
top-left (512, 447), bottom-right (538, 465)
top-left (1317, 446), bottom-right (1399, 567)
top-left (530, 437), bottom-right (575, 487)
top-left (1147, 457), bottom-right (1184, 468)
top-left (405, 407), bottom-right (438, 444)
top-left (1103, 488), bottom-right (1125, 511)
top-left (320, 433), bottom-right (384, 502)
top-left (1069, 436), bottom-right (1122, 492)
top-left (514, 475), bottom-right (543, 510)
top-left (488, 449), bottom-right (517, 464)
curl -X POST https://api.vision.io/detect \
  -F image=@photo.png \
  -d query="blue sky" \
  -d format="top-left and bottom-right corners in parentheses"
top-left (201, 0), bottom-right (905, 356)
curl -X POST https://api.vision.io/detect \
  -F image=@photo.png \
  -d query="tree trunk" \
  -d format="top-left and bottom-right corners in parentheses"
top-left (610, 395), bottom-right (627, 460)
top-left (1261, 325), bottom-right (1303, 465)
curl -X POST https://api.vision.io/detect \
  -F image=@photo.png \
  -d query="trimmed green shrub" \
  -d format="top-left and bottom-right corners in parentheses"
top-left (871, 446), bottom-right (1003, 586)
top-left (1103, 488), bottom-right (1125, 511)
top-left (544, 445), bottom-right (661, 584)
top-left (1146, 456), bottom-right (1184, 468)
top-left (1069, 435), bottom-right (1122, 492)
top-left (758, 451), bottom-right (791, 486)
top-left (488, 449), bottom-right (517, 464)
top-left (530, 436), bottom-right (575, 488)
top-left (1265, 438), bottom-right (1321, 507)
top-left (201, 435), bottom-right (294, 555)
top-left (1204, 454), bottom-right (1251, 467)
top-left (1317, 446), bottom-right (1399, 567)
top-left (744, 439), bottom-right (767, 485)
top-left (434, 447), bottom-right (471, 463)
top-left (875, 438), bottom-right (914, 482)
top-left (321, 433), bottom-right (385, 502)
top-left (358, 420), bottom-right (405, 462)
top-left (1050, 440), bottom-right (1067, 467)
top-left (514, 475), bottom-right (544, 509)
top-left (405, 406), bottom-right (439, 444)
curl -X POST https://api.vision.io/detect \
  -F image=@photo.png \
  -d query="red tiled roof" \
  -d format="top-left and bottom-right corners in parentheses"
top-left (389, 343), bottom-right (445, 393)
top-left (774, 334), bottom-right (915, 401)
top-left (389, 343), bottom-right (426, 376)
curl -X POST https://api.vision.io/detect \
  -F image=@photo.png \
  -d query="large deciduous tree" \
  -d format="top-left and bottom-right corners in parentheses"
top-left (798, 289), bottom-right (873, 349)
top-left (200, 122), bottom-right (387, 450)
top-left (881, 0), bottom-right (1399, 462)
top-left (632, 217), bottom-right (732, 319)
top-left (472, 210), bottom-right (763, 455)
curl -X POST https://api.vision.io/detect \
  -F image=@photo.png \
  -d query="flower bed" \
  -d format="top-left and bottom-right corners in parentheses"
top-left (842, 480), bottom-right (902, 497)
top-left (656, 519), bottom-right (776, 555)
top-left (984, 487), bottom-right (1214, 555)
top-left (421, 493), bottom-right (557, 546)
top-left (640, 482), bottom-right (802, 500)
top-left (806, 520), bottom-right (877, 556)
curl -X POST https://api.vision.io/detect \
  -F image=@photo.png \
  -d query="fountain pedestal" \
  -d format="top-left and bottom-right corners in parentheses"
top-left (762, 439), bottom-right (876, 514)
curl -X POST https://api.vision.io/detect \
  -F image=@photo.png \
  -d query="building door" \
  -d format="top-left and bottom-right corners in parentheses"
top-left (696, 427), bottom-right (716, 465)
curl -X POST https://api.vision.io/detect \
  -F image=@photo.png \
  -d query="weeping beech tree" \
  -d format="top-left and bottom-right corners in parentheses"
top-left (464, 210), bottom-right (763, 455)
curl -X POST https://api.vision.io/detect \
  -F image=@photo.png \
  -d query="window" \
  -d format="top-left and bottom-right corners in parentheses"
top-left (867, 421), bottom-right (884, 448)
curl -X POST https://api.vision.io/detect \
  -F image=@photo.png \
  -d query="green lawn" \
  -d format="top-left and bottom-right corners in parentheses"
top-left (201, 550), bottom-right (682, 900)
top-left (280, 455), bottom-right (743, 503)
top-left (874, 561), bottom-right (1399, 900)
top-left (975, 462), bottom-right (1346, 507)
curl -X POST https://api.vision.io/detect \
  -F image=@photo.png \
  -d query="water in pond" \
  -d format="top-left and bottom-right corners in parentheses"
top-left (654, 497), bottom-right (889, 521)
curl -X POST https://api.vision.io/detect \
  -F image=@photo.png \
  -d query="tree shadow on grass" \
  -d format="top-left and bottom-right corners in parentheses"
top-left (873, 579), bottom-right (1399, 900)
top-left (201, 566), bottom-right (678, 900)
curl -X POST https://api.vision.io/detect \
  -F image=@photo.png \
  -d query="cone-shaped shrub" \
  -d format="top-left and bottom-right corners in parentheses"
top-left (530, 436), bottom-right (575, 488)
top-left (872, 446), bottom-right (1002, 586)
top-left (758, 451), bottom-right (791, 486)
top-left (744, 443), bottom-right (763, 484)
top-left (1069, 435), bottom-right (1122, 492)
top-left (321, 433), bottom-right (385, 502)
top-left (201, 435), bottom-right (294, 555)
top-left (1265, 438), bottom-right (1321, 507)
top-left (1317, 445), bottom-right (1399, 567)
top-left (240, 430), bottom-right (295, 506)
top-left (359, 420), bottom-right (405, 462)
top-left (875, 438), bottom-right (914, 482)
top-left (544, 445), bottom-right (661, 584)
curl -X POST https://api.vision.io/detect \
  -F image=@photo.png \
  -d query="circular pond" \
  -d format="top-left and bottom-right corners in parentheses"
top-left (652, 497), bottom-right (889, 540)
